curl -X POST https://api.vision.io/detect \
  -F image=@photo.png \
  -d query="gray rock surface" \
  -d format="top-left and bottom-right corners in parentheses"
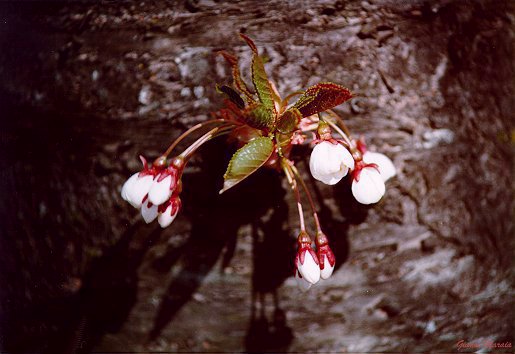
top-left (0, 1), bottom-right (513, 353)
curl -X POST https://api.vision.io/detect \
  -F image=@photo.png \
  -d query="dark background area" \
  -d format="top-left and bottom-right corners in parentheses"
top-left (0, 0), bottom-right (513, 353)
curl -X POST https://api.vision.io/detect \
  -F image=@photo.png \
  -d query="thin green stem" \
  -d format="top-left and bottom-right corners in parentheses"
top-left (282, 159), bottom-right (306, 231)
top-left (323, 115), bottom-right (354, 149)
top-left (291, 164), bottom-right (322, 233)
top-left (179, 125), bottom-right (235, 160)
top-left (163, 119), bottom-right (228, 157)
top-left (327, 109), bottom-right (352, 137)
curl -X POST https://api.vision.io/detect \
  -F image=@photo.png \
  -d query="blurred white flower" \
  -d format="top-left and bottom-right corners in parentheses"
top-left (362, 151), bottom-right (396, 182)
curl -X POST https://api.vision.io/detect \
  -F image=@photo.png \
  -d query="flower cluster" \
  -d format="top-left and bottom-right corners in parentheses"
top-left (121, 156), bottom-right (183, 228)
top-left (119, 34), bottom-right (397, 294)
top-left (294, 231), bottom-right (335, 291)
top-left (309, 122), bottom-right (395, 205)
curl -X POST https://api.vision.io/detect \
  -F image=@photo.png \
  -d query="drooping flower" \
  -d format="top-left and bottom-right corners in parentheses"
top-left (363, 151), bottom-right (396, 182)
top-left (315, 231), bottom-right (335, 280)
top-left (157, 196), bottom-right (181, 228)
top-left (121, 156), bottom-right (158, 209)
top-left (309, 141), bottom-right (354, 185)
top-left (351, 163), bottom-right (385, 204)
top-left (148, 166), bottom-right (178, 205)
top-left (356, 137), bottom-right (396, 182)
top-left (295, 231), bottom-right (320, 284)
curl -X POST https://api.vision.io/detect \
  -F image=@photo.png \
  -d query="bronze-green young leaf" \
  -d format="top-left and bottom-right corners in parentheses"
top-left (276, 107), bottom-right (302, 134)
top-left (221, 136), bottom-right (274, 193)
top-left (240, 34), bottom-right (277, 118)
top-left (243, 103), bottom-right (275, 130)
top-left (294, 82), bottom-right (352, 117)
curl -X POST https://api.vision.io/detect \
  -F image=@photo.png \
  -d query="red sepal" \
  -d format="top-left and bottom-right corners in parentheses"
top-left (138, 155), bottom-right (162, 177)
top-left (156, 166), bottom-right (178, 183)
top-left (296, 246), bottom-right (319, 267)
top-left (356, 136), bottom-right (368, 155)
top-left (157, 195), bottom-right (182, 214)
top-left (352, 161), bottom-right (379, 182)
top-left (317, 245), bottom-right (335, 270)
top-left (315, 231), bottom-right (335, 270)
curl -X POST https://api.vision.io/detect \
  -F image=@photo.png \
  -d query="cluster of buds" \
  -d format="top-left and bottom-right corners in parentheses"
top-left (121, 156), bottom-right (183, 228)
top-left (309, 122), bottom-right (396, 205)
top-left (294, 230), bottom-right (335, 291)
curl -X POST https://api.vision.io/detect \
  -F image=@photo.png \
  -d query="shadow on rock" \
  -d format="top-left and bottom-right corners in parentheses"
top-left (245, 178), bottom-right (295, 352)
top-left (147, 142), bottom-right (366, 348)
top-left (63, 223), bottom-right (163, 354)
top-left (148, 139), bottom-right (293, 343)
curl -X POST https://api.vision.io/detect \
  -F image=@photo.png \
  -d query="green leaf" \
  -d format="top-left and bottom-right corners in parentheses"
top-left (240, 34), bottom-right (277, 115)
top-left (294, 82), bottom-right (352, 117)
top-left (221, 137), bottom-right (274, 193)
top-left (276, 107), bottom-right (302, 134)
top-left (243, 103), bottom-right (275, 130)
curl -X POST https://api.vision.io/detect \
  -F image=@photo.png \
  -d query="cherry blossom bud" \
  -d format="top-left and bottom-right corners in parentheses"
top-left (351, 165), bottom-right (385, 204)
top-left (121, 156), bottom-right (158, 209)
top-left (147, 157), bottom-right (184, 206)
top-left (294, 269), bottom-right (312, 292)
top-left (121, 172), bottom-right (138, 201)
top-left (315, 232), bottom-right (336, 280)
top-left (309, 141), bottom-right (355, 185)
top-left (148, 173), bottom-right (177, 205)
top-left (295, 231), bottom-right (320, 284)
top-left (141, 198), bottom-right (158, 223)
top-left (157, 196), bottom-right (181, 228)
top-left (363, 151), bottom-right (396, 182)
top-left (126, 174), bottom-right (154, 209)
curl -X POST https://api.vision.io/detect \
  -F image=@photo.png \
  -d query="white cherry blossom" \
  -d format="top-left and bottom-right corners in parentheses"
top-left (309, 141), bottom-right (354, 185)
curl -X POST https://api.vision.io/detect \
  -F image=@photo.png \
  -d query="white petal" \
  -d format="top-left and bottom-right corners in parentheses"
top-left (148, 175), bottom-right (173, 206)
top-left (309, 142), bottom-right (354, 185)
top-left (158, 205), bottom-right (178, 228)
top-left (141, 200), bottom-right (158, 223)
top-left (335, 143), bottom-right (355, 170)
top-left (363, 151), bottom-right (396, 182)
top-left (127, 175), bottom-right (154, 208)
top-left (297, 251), bottom-right (320, 284)
top-left (351, 167), bottom-right (386, 204)
top-left (294, 269), bottom-right (312, 292)
top-left (121, 173), bottom-right (139, 202)
top-left (320, 255), bottom-right (335, 280)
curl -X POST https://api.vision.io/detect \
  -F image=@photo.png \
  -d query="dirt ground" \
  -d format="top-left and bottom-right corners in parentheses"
top-left (0, 1), bottom-right (513, 353)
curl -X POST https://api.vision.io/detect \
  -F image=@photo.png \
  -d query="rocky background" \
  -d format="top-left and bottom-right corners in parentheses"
top-left (0, 0), bottom-right (513, 353)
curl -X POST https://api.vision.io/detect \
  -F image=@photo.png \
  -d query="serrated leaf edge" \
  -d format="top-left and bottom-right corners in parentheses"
top-left (220, 137), bottom-right (274, 194)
